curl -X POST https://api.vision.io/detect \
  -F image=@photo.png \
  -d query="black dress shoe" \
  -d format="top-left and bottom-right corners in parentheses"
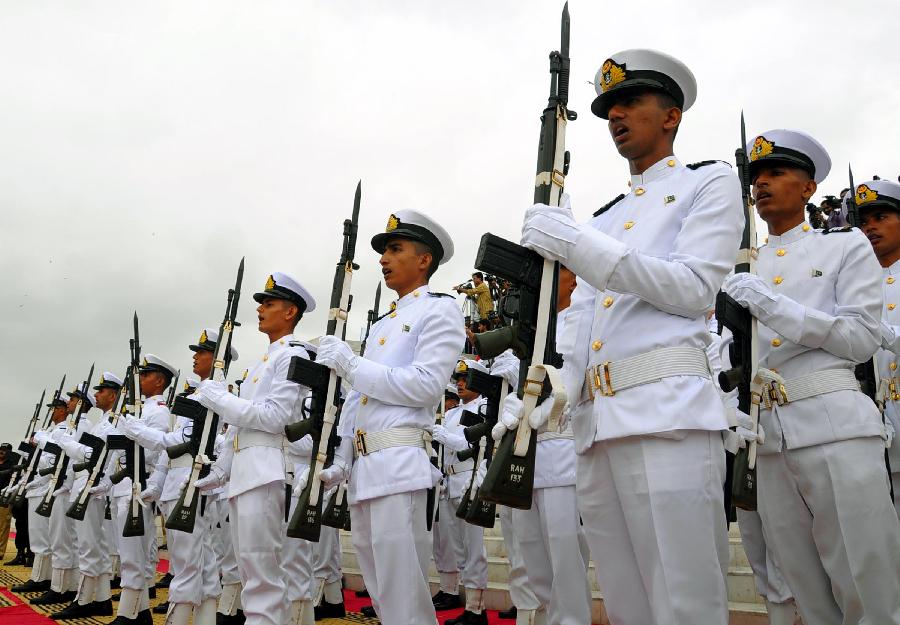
top-left (110, 576), bottom-right (122, 589)
top-left (217, 610), bottom-right (247, 625)
top-left (314, 600), bottom-right (346, 620)
top-left (149, 587), bottom-right (157, 599)
top-left (498, 606), bottom-right (517, 619)
top-left (31, 589), bottom-right (77, 605)
top-left (354, 589), bottom-right (370, 598)
top-left (51, 599), bottom-right (114, 619)
top-left (447, 610), bottom-right (488, 625)
top-left (138, 609), bottom-right (153, 625)
top-left (361, 605), bottom-right (377, 617)
top-left (433, 592), bottom-right (463, 611)
top-left (153, 601), bottom-right (169, 614)
top-left (11, 578), bottom-right (50, 592)
top-left (4, 551), bottom-right (27, 566)
top-left (155, 572), bottom-right (173, 588)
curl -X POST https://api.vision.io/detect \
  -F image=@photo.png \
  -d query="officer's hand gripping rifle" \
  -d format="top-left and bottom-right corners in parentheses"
top-left (284, 181), bottom-right (361, 542)
top-left (0, 388), bottom-right (45, 507)
top-left (36, 364), bottom-right (94, 517)
top-left (12, 377), bottom-right (64, 508)
top-left (715, 113), bottom-right (761, 512)
top-left (165, 259), bottom-right (244, 533)
top-left (469, 4), bottom-right (574, 509)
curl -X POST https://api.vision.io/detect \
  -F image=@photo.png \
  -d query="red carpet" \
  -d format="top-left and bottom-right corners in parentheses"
top-left (343, 588), bottom-right (513, 624)
top-left (0, 589), bottom-right (55, 624)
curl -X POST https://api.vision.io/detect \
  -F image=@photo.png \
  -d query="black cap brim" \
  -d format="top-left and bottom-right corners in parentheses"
top-left (371, 228), bottom-right (444, 263)
top-left (591, 75), bottom-right (684, 119)
top-left (189, 343), bottom-right (215, 354)
top-left (252, 288), bottom-right (307, 311)
top-left (93, 382), bottom-right (122, 391)
top-left (858, 197), bottom-right (900, 214)
top-left (748, 154), bottom-right (816, 182)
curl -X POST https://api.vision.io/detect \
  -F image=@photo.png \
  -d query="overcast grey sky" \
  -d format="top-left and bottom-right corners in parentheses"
top-left (2, 0), bottom-right (898, 443)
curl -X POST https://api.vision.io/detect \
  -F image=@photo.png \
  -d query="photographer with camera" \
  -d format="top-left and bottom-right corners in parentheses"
top-left (455, 273), bottom-right (495, 321)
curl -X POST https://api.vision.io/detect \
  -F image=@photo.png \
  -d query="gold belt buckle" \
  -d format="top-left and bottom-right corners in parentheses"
top-left (355, 430), bottom-right (368, 457)
top-left (233, 434), bottom-right (239, 451)
top-left (598, 362), bottom-right (615, 396)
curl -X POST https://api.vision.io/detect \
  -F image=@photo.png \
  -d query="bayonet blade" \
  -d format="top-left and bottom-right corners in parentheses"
top-left (352, 180), bottom-right (361, 226)
top-left (56, 374), bottom-right (67, 400)
top-left (373, 282), bottom-right (382, 317)
top-left (849, 164), bottom-right (856, 195)
top-left (740, 111), bottom-right (747, 154)
top-left (133, 312), bottom-right (141, 364)
top-left (560, 2), bottom-right (570, 58)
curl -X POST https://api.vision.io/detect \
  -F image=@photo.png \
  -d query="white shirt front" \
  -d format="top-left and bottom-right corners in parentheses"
top-left (560, 156), bottom-right (743, 452)
top-left (442, 396), bottom-right (486, 500)
top-left (878, 259), bottom-right (900, 468)
top-left (338, 284), bottom-right (466, 504)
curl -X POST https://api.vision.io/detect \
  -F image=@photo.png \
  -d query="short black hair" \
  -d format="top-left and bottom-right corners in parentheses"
top-left (472, 272), bottom-right (484, 280)
top-left (412, 241), bottom-right (439, 279)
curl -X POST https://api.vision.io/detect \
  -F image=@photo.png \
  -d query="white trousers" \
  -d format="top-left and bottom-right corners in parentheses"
top-left (49, 494), bottom-right (78, 572)
top-left (283, 496), bottom-right (314, 602)
top-left (115, 494), bottom-right (156, 590)
top-left (230, 481), bottom-right (287, 625)
top-left (758, 436), bottom-right (900, 625)
top-left (104, 498), bottom-right (118, 558)
top-left (893, 472), bottom-right (900, 519)
top-left (446, 496), bottom-right (488, 590)
top-left (76, 496), bottom-right (111, 577)
top-left (512, 486), bottom-right (592, 625)
top-left (734, 508), bottom-right (792, 604)
top-left (432, 496), bottom-right (464, 577)
top-left (350, 490), bottom-right (436, 625)
top-left (217, 499), bottom-right (241, 586)
top-left (314, 525), bottom-right (342, 585)
top-left (576, 431), bottom-right (730, 625)
top-left (160, 499), bottom-right (216, 605)
top-left (199, 501), bottom-right (221, 601)
top-left (499, 505), bottom-right (540, 611)
top-left (27, 496), bottom-right (51, 556)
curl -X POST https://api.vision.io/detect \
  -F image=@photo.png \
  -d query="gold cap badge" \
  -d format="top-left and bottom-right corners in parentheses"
top-left (856, 184), bottom-right (878, 205)
top-left (199, 330), bottom-right (208, 344)
top-left (599, 59), bottom-right (626, 92)
top-left (99, 375), bottom-right (105, 384)
top-left (142, 357), bottom-right (149, 367)
top-left (455, 360), bottom-right (468, 374)
top-left (183, 381), bottom-right (190, 392)
top-left (386, 214), bottom-right (400, 232)
top-left (265, 275), bottom-right (276, 290)
top-left (749, 136), bottom-right (774, 162)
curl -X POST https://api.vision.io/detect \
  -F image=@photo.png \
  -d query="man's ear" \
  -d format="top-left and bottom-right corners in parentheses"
top-left (803, 179), bottom-right (818, 202)
top-left (662, 106), bottom-right (682, 133)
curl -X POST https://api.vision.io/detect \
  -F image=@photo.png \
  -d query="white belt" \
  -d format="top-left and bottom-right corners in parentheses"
top-left (233, 430), bottom-right (285, 452)
top-left (758, 368), bottom-right (859, 408)
top-left (537, 430), bottom-right (574, 442)
top-left (168, 455), bottom-right (193, 469)
top-left (446, 459), bottom-right (474, 475)
top-left (585, 346), bottom-right (711, 399)
top-left (354, 427), bottom-right (431, 458)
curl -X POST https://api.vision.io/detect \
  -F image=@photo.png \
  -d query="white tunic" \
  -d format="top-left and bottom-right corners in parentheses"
top-left (108, 395), bottom-right (170, 498)
top-left (441, 396), bottom-right (486, 500)
top-left (559, 156), bottom-right (743, 452)
top-left (755, 223), bottom-right (883, 454)
top-left (338, 284), bottom-right (466, 503)
top-left (213, 335), bottom-right (309, 498)
top-left (876, 259), bottom-right (900, 468)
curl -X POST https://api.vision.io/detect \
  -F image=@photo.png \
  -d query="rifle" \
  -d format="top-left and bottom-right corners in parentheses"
top-left (112, 313), bottom-right (148, 537)
top-left (469, 4), bottom-right (574, 509)
top-left (453, 410), bottom-right (488, 520)
top-left (0, 389), bottom-right (45, 507)
top-left (36, 364), bottom-right (95, 517)
top-left (716, 113), bottom-right (760, 512)
top-left (166, 370), bottom-right (181, 409)
top-left (430, 394), bottom-right (447, 527)
top-left (456, 370), bottom-right (505, 527)
top-left (284, 181), bottom-right (361, 541)
top-left (12, 376), bottom-right (65, 508)
top-left (359, 282), bottom-right (382, 356)
top-left (166, 259), bottom-right (244, 533)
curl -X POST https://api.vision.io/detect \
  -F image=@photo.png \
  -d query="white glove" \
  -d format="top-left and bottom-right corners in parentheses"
top-left (89, 476), bottom-right (112, 498)
top-left (491, 395), bottom-right (523, 441)
top-left (432, 425), bottom-right (468, 452)
top-left (736, 423), bottom-right (765, 447)
top-left (25, 475), bottom-right (48, 492)
top-left (120, 416), bottom-right (145, 440)
top-left (196, 380), bottom-right (229, 410)
top-left (194, 465), bottom-right (226, 493)
top-left (292, 468), bottom-right (309, 496)
top-left (139, 483), bottom-right (161, 505)
top-left (33, 431), bottom-right (49, 447)
top-left (882, 321), bottom-right (899, 351)
top-left (520, 195), bottom-right (579, 263)
top-left (489, 352), bottom-right (520, 389)
top-left (316, 336), bottom-right (358, 380)
top-left (319, 461), bottom-right (349, 491)
top-left (52, 486), bottom-right (67, 498)
top-left (885, 418), bottom-right (896, 449)
top-left (722, 273), bottom-right (775, 318)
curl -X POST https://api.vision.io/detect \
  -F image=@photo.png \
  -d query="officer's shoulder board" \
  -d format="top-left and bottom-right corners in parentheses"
top-left (288, 341), bottom-right (304, 348)
top-left (686, 159), bottom-right (730, 170)
top-left (428, 292), bottom-right (455, 298)
top-left (593, 193), bottom-right (626, 217)
top-left (822, 225), bottom-right (855, 235)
